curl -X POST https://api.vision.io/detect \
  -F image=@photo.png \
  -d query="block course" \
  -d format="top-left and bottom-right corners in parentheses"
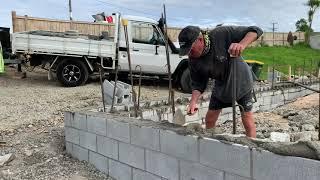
top-left (65, 109), bottom-right (320, 180)
top-left (140, 84), bottom-right (319, 124)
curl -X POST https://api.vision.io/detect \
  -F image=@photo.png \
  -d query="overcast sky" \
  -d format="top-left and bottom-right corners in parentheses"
top-left (1, 0), bottom-right (319, 32)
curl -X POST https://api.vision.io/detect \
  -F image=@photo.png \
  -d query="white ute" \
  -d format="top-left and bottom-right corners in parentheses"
top-left (12, 13), bottom-right (193, 93)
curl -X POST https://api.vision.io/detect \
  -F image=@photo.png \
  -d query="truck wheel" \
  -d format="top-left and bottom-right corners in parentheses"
top-left (180, 68), bottom-right (192, 93)
top-left (56, 59), bottom-right (89, 87)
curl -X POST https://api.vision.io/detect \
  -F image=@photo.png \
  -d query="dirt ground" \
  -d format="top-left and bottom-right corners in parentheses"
top-left (0, 66), bottom-right (319, 179)
top-left (0, 67), bottom-right (186, 180)
top-left (217, 93), bottom-right (319, 139)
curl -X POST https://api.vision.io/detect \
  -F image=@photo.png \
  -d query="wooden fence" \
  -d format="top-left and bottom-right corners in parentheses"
top-left (12, 11), bottom-right (305, 46)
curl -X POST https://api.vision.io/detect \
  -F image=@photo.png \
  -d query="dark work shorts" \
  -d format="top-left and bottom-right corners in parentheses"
top-left (209, 91), bottom-right (254, 112)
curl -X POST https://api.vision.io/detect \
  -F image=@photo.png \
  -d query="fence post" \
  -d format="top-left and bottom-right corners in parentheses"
top-left (282, 33), bottom-right (285, 46)
top-left (24, 15), bottom-right (29, 31)
top-left (288, 65), bottom-right (291, 80)
top-left (11, 11), bottom-right (17, 33)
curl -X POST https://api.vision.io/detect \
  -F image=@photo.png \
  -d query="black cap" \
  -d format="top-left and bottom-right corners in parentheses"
top-left (178, 26), bottom-right (201, 56)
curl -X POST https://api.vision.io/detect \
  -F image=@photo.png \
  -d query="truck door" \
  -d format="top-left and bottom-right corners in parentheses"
top-left (123, 21), bottom-right (167, 74)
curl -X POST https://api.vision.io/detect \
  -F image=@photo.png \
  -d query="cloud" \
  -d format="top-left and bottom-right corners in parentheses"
top-left (0, 0), bottom-right (319, 32)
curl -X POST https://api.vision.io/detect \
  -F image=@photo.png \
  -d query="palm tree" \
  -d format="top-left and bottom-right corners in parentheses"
top-left (306, 0), bottom-right (320, 30)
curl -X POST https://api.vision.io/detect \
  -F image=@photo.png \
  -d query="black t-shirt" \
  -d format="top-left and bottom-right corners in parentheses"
top-left (189, 26), bottom-right (263, 103)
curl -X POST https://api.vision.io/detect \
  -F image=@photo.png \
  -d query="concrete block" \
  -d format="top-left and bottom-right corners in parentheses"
top-left (141, 110), bottom-right (154, 119)
top-left (224, 173), bottom-right (250, 180)
top-left (119, 142), bottom-right (145, 169)
top-left (199, 138), bottom-right (250, 178)
top-left (130, 125), bottom-right (160, 151)
top-left (166, 113), bottom-right (174, 123)
top-left (263, 96), bottom-right (272, 105)
top-left (64, 111), bottom-right (73, 127)
top-left (222, 107), bottom-right (232, 114)
top-left (273, 90), bottom-right (281, 95)
top-left (107, 119), bottom-right (130, 143)
top-left (259, 104), bottom-right (271, 111)
top-left (109, 159), bottom-right (132, 180)
top-left (146, 150), bottom-right (179, 180)
top-left (73, 113), bottom-right (87, 130)
top-left (261, 91), bottom-right (272, 97)
top-left (72, 144), bottom-right (89, 161)
top-left (185, 111), bottom-right (200, 122)
top-left (133, 168), bottom-right (162, 180)
top-left (103, 80), bottom-right (116, 96)
top-left (288, 91), bottom-right (300, 101)
top-left (105, 94), bottom-right (118, 105)
top-left (271, 94), bottom-right (280, 104)
top-left (89, 151), bottom-right (108, 174)
top-left (160, 130), bottom-right (198, 162)
top-left (218, 114), bottom-right (229, 124)
top-left (87, 115), bottom-right (107, 136)
top-left (289, 88), bottom-right (297, 93)
top-left (111, 81), bottom-right (125, 97)
top-left (270, 103), bottom-right (280, 109)
top-left (284, 92), bottom-right (289, 100)
top-left (65, 127), bottom-right (80, 145)
top-left (97, 135), bottom-right (118, 160)
top-left (180, 160), bottom-right (224, 180)
top-left (65, 141), bottom-right (73, 154)
top-left (198, 108), bottom-right (207, 117)
top-left (252, 149), bottom-right (320, 180)
top-left (79, 131), bottom-right (97, 151)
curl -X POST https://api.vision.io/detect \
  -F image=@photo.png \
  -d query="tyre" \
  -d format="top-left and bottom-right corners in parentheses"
top-left (180, 68), bottom-right (192, 93)
top-left (56, 59), bottom-right (89, 87)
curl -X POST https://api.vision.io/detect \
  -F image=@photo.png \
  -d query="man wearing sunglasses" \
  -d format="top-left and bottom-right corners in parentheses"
top-left (178, 25), bottom-right (263, 138)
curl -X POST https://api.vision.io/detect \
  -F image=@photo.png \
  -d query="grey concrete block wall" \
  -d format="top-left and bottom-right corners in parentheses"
top-left (199, 138), bottom-right (251, 178)
top-left (224, 173), bottom-right (250, 180)
top-left (97, 135), bottom-right (118, 160)
top-left (145, 149), bottom-right (179, 180)
top-left (87, 115), bottom-right (107, 136)
top-left (109, 159), bottom-right (132, 180)
top-left (65, 105), bottom-right (320, 180)
top-left (252, 149), bottom-right (320, 180)
top-left (72, 144), bottom-right (89, 161)
top-left (140, 84), bottom-right (319, 125)
top-left (130, 125), bottom-right (160, 151)
top-left (107, 119), bottom-right (130, 143)
top-left (89, 151), bottom-right (108, 174)
top-left (79, 131), bottom-right (97, 151)
top-left (73, 113), bottom-right (87, 130)
top-left (180, 160), bottom-right (224, 180)
top-left (132, 168), bottom-right (162, 180)
top-left (119, 142), bottom-right (145, 169)
top-left (160, 130), bottom-right (198, 162)
top-left (65, 127), bottom-right (80, 145)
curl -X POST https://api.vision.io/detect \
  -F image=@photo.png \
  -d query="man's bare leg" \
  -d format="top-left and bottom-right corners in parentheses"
top-left (205, 109), bottom-right (222, 129)
top-left (241, 111), bottom-right (256, 138)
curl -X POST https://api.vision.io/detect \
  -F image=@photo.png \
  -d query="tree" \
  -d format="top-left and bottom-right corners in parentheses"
top-left (306, 0), bottom-right (320, 30)
top-left (287, 31), bottom-right (294, 46)
top-left (295, 18), bottom-right (313, 32)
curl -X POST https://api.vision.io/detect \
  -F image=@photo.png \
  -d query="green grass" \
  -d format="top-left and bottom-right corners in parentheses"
top-left (242, 43), bottom-right (320, 80)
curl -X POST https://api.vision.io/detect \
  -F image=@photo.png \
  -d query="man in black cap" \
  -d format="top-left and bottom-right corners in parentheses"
top-left (179, 25), bottom-right (263, 138)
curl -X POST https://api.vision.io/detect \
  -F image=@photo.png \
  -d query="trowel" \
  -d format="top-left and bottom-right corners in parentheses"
top-left (172, 107), bottom-right (198, 126)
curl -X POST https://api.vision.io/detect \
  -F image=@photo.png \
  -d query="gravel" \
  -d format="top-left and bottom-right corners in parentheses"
top-left (0, 67), bottom-right (120, 179)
